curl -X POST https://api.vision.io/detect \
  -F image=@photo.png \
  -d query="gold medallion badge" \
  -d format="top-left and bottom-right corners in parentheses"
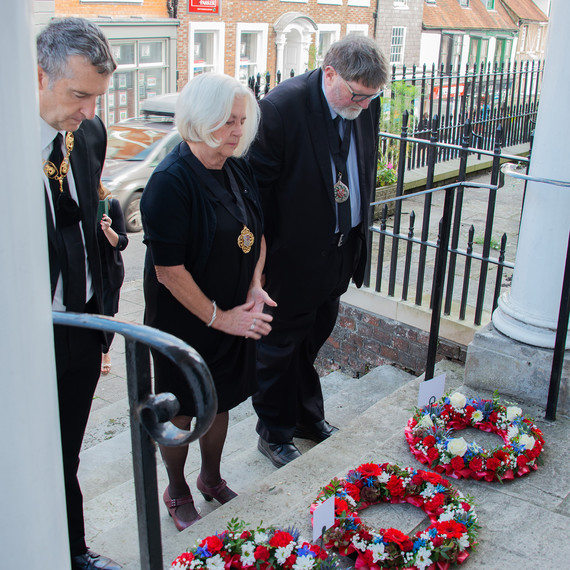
top-left (237, 225), bottom-right (255, 253)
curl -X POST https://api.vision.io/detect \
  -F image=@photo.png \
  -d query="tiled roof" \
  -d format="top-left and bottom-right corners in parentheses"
top-left (500, 0), bottom-right (548, 23)
top-left (424, 0), bottom-right (518, 32)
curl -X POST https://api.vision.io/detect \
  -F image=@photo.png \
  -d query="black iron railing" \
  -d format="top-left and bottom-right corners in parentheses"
top-left (52, 312), bottom-right (217, 570)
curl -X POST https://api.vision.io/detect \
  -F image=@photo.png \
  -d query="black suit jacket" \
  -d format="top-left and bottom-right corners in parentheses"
top-left (249, 69), bottom-right (380, 311)
top-left (45, 116), bottom-right (107, 318)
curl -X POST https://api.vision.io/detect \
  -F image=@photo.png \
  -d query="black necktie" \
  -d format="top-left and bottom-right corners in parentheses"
top-left (48, 133), bottom-right (86, 311)
top-left (333, 116), bottom-right (352, 240)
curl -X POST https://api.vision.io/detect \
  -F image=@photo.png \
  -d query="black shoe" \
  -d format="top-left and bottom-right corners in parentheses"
top-left (257, 436), bottom-right (301, 468)
top-left (71, 550), bottom-right (122, 570)
top-left (294, 420), bottom-right (339, 443)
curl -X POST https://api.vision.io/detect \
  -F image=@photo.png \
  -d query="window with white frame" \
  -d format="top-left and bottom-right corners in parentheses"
top-left (189, 22), bottom-right (225, 79)
top-left (236, 24), bottom-right (268, 84)
top-left (520, 25), bottom-right (527, 51)
top-left (390, 27), bottom-right (406, 64)
top-left (536, 27), bottom-right (542, 51)
top-left (347, 0), bottom-right (370, 6)
top-left (486, 0), bottom-right (495, 9)
top-left (318, 0), bottom-right (342, 5)
top-left (394, 0), bottom-right (408, 7)
top-left (346, 24), bottom-right (369, 36)
top-left (98, 38), bottom-right (168, 125)
top-left (459, 0), bottom-right (469, 7)
top-left (316, 25), bottom-right (340, 67)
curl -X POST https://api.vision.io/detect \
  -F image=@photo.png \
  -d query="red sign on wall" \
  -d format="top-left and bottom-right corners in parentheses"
top-left (188, 0), bottom-right (219, 13)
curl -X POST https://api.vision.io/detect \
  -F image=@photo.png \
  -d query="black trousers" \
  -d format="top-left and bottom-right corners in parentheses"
top-left (253, 229), bottom-right (358, 443)
top-left (53, 302), bottom-right (101, 556)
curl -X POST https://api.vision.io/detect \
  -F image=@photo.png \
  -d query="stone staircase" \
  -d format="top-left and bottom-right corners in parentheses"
top-left (79, 357), bottom-right (570, 570)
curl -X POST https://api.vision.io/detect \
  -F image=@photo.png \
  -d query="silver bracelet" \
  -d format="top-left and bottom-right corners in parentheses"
top-left (206, 300), bottom-right (217, 327)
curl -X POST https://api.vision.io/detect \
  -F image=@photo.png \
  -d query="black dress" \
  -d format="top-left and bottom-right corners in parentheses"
top-left (141, 142), bottom-right (263, 415)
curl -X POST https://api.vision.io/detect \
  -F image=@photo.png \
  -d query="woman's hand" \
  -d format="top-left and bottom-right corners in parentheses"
top-left (100, 213), bottom-right (119, 247)
top-left (246, 285), bottom-right (277, 314)
top-left (213, 300), bottom-right (273, 339)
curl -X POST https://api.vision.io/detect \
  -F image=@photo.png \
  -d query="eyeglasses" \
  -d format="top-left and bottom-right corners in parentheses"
top-left (339, 75), bottom-right (381, 103)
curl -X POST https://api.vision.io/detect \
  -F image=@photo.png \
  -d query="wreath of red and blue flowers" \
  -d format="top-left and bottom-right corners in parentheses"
top-left (311, 462), bottom-right (478, 570)
top-left (170, 518), bottom-right (340, 570)
top-left (405, 392), bottom-right (545, 482)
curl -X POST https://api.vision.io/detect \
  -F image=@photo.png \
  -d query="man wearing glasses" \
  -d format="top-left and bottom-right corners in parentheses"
top-left (249, 35), bottom-right (388, 467)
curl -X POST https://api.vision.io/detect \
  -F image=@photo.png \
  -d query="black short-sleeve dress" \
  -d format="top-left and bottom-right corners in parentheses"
top-left (141, 142), bottom-right (263, 415)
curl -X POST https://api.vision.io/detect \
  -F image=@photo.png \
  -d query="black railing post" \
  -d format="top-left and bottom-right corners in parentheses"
top-left (126, 339), bottom-right (164, 570)
top-left (425, 184), bottom-right (455, 380)
top-left (545, 229), bottom-right (570, 421)
top-left (388, 110), bottom-right (409, 296)
top-left (474, 125), bottom-right (503, 325)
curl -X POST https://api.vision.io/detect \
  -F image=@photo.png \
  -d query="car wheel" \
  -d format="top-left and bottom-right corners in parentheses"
top-left (124, 192), bottom-right (143, 233)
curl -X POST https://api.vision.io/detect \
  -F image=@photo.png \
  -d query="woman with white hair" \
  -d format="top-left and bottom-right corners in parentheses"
top-left (141, 73), bottom-right (276, 530)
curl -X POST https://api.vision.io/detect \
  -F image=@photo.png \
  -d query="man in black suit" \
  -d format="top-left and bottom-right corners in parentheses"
top-left (38, 18), bottom-right (121, 569)
top-left (249, 35), bottom-right (388, 467)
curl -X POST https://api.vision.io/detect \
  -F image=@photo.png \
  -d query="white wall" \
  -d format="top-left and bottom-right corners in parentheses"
top-left (419, 31), bottom-right (441, 68)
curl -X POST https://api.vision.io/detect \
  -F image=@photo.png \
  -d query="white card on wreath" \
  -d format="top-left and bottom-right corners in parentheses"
top-left (417, 373), bottom-right (446, 408)
top-left (312, 496), bottom-right (335, 541)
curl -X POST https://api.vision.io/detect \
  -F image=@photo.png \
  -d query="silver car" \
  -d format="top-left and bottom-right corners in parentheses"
top-left (101, 94), bottom-right (180, 232)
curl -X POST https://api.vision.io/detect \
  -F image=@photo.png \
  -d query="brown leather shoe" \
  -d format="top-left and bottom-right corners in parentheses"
top-left (196, 474), bottom-right (237, 504)
top-left (71, 549), bottom-right (121, 569)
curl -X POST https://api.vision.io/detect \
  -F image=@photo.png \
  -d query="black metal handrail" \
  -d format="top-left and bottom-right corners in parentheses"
top-left (52, 312), bottom-right (217, 570)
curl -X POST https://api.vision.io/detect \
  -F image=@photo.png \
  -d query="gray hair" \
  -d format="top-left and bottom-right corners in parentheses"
top-left (175, 73), bottom-right (260, 158)
top-left (323, 34), bottom-right (389, 89)
top-left (37, 17), bottom-right (116, 84)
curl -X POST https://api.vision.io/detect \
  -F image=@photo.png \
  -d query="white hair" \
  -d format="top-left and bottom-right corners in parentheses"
top-left (175, 73), bottom-right (260, 157)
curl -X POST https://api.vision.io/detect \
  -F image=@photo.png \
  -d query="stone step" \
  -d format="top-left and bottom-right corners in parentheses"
top-left (79, 364), bottom-right (416, 568)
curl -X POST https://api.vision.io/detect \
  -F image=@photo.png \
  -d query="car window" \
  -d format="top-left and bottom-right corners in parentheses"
top-left (106, 125), bottom-right (170, 161)
top-left (150, 133), bottom-right (183, 166)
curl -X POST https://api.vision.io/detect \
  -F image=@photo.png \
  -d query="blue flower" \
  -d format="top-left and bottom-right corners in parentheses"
top-left (196, 546), bottom-right (211, 558)
top-left (297, 545), bottom-right (316, 558)
top-left (413, 538), bottom-right (427, 552)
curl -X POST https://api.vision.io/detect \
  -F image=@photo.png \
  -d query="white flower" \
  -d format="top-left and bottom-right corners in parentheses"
top-left (369, 542), bottom-right (388, 562)
top-left (240, 542), bottom-right (256, 566)
top-left (418, 414), bottom-right (434, 428)
top-left (292, 555), bottom-right (315, 570)
top-left (519, 434), bottom-right (535, 450)
top-left (449, 392), bottom-right (467, 409)
top-left (420, 483), bottom-right (437, 498)
top-left (205, 555), bottom-right (225, 570)
top-left (447, 437), bottom-right (468, 457)
top-left (471, 410), bottom-right (483, 422)
top-left (507, 425), bottom-right (519, 440)
top-left (458, 535), bottom-right (471, 549)
top-left (254, 531), bottom-right (269, 544)
top-left (506, 406), bottom-right (523, 421)
top-left (414, 546), bottom-right (433, 570)
top-left (275, 544), bottom-right (294, 564)
top-left (378, 471), bottom-right (390, 483)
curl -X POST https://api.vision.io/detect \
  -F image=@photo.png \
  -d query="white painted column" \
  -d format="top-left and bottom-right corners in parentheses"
top-left (275, 32), bottom-right (285, 79)
top-left (493, 0), bottom-right (570, 349)
top-left (0, 1), bottom-right (70, 566)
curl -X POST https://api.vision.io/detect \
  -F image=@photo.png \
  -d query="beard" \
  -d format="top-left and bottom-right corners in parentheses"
top-left (335, 107), bottom-right (363, 120)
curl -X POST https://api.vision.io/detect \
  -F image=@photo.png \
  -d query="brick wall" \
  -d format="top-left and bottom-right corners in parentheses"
top-left (55, 0), bottom-right (168, 17)
top-left (176, 1), bottom-right (377, 89)
top-left (315, 301), bottom-right (467, 378)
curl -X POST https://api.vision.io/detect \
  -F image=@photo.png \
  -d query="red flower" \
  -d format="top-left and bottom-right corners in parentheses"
top-left (425, 492), bottom-right (445, 511)
top-left (335, 498), bottom-right (352, 516)
top-left (423, 435), bottom-right (436, 448)
top-left (422, 471), bottom-right (444, 485)
top-left (240, 530), bottom-right (252, 540)
top-left (494, 449), bottom-right (508, 462)
top-left (464, 405), bottom-right (475, 419)
top-left (469, 457), bottom-right (483, 472)
top-left (434, 520), bottom-right (466, 538)
top-left (357, 463), bottom-right (382, 478)
top-left (386, 475), bottom-right (405, 497)
top-left (450, 456), bottom-right (466, 472)
top-left (427, 447), bottom-right (439, 464)
top-left (486, 457), bottom-right (501, 471)
top-left (488, 411), bottom-right (499, 423)
top-left (383, 528), bottom-right (413, 550)
top-left (461, 501), bottom-right (471, 512)
top-left (254, 545), bottom-right (270, 561)
top-left (172, 552), bottom-right (194, 566)
top-left (201, 535), bottom-right (224, 554)
top-left (283, 554), bottom-right (296, 569)
top-left (269, 530), bottom-right (294, 548)
top-left (344, 482), bottom-right (361, 502)
top-left (517, 455), bottom-right (529, 469)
